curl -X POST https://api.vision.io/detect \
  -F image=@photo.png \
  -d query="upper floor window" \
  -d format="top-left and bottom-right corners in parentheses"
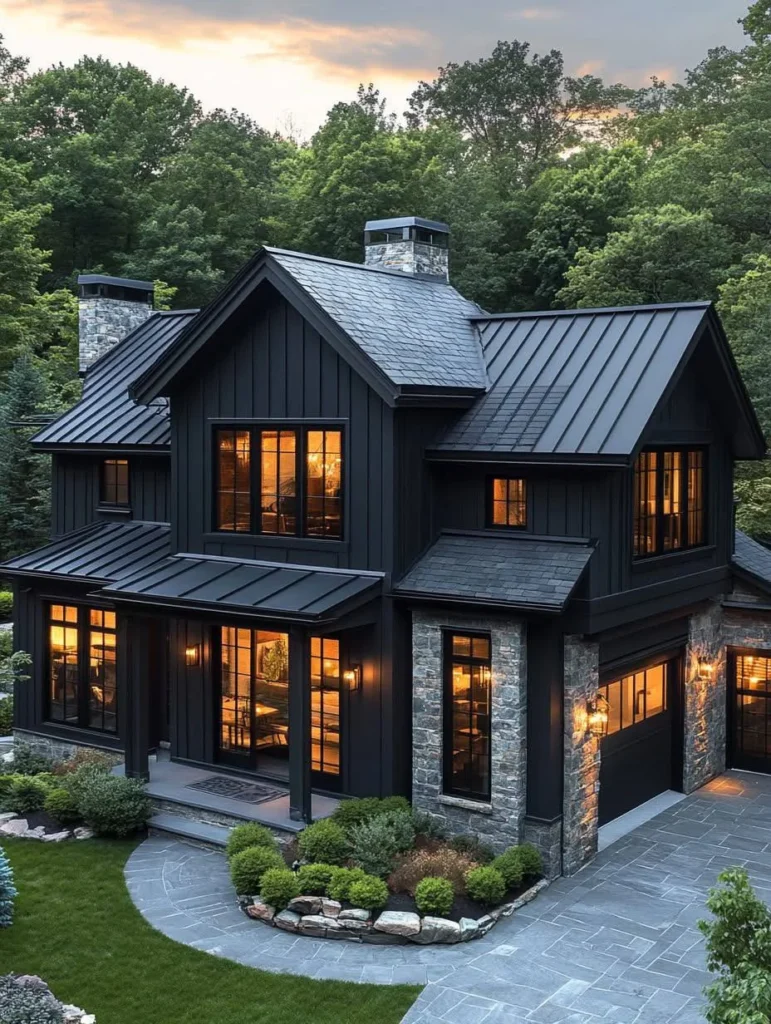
top-left (443, 632), bottom-right (491, 802)
top-left (633, 449), bottom-right (705, 558)
top-left (101, 459), bottom-right (129, 507)
top-left (215, 426), bottom-right (343, 540)
top-left (490, 478), bottom-right (526, 528)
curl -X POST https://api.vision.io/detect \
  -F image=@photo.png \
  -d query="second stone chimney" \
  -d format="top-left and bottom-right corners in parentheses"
top-left (77, 274), bottom-right (154, 374)
top-left (364, 217), bottom-right (450, 282)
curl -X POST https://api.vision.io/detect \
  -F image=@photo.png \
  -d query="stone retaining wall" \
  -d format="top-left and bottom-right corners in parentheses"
top-left (13, 729), bottom-right (122, 765)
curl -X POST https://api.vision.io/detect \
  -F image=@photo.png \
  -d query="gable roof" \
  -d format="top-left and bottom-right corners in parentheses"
top-left (394, 530), bottom-right (594, 611)
top-left (131, 247), bottom-right (486, 407)
top-left (33, 311), bottom-right (197, 450)
top-left (431, 303), bottom-right (765, 462)
top-left (732, 528), bottom-right (771, 595)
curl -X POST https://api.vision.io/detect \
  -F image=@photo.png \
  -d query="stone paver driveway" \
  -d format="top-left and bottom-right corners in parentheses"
top-left (125, 770), bottom-right (771, 1023)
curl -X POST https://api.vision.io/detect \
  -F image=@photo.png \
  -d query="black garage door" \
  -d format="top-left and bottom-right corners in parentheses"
top-left (598, 657), bottom-right (681, 826)
top-left (729, 650), bottom-right (771, 774)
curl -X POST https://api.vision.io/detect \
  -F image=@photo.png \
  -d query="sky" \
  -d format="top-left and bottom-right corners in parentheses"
top-left (0, 0), bottom-right (749, 137)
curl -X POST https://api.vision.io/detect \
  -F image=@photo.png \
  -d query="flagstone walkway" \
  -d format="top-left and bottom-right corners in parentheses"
top-left (125, 770), bottom-right (771, 1023)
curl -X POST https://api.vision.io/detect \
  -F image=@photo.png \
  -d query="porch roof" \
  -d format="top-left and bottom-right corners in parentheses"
top-left (732, 528), bottom-right (771, 595)
top-left (99, 552), bottom-right (384, 623)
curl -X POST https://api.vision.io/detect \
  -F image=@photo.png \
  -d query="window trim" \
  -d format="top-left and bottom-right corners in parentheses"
top-left (486, 475), bottom-right (528, 530)
top-left (442, 629), bottom-right (492, 803)
top-left (45, 602), bottom-right (118, 734)
top-left (99, 458), bottom-right (130, 509)
top-left (632, 446), bottom-right (707, 559)
top-left (212, 423), bottom-right (345, 541)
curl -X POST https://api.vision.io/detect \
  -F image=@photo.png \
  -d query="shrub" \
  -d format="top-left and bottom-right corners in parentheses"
top-left (516, 844), bottom-right (543, 880)
top-left (415, 876), bottom-right (454, 917)
top-left (0, 849), bottom-right (17, 928)
top-left (348, 875), bottom-right (389, 911)
top-left (260, 867), bottom-right (300, 910)
top-left (226, 822), bottom-right (277, 860)
top-left (465, 866), bottom-right (506, 906)
top-left (43, 788), bottom-right (80, 825)
top-left (0, 592), bottom-right (12, 619)
top-left (699, 867), bottom-right (771, 1024)
top-left (0, 975), bottom-right (64, 1023)
top-left (388, 847), bottom-right (477, 896)
top-left (8, 777), bottom-right (48, 815)
top-left (349, 810), bottom-right (414, 878)
top-left (297, 863), bottom-right (336, 895)
top-left (0, 629), bottom-right (12, 660)
top-left (60, 762), bottom-right (110, 805)
top-left (0, 774), bottom-right (19, 809)
top-left (450, 834), bottom-right (496, 864)
top-left (77, 773), bottom-right (151, 837)
top-left (0, 696), bottom-right (11, 737)
top-left (297, 819), bottom-right (348, 865)
top-left (11, 742), bottom-right (56, 776)
top-left (53, 748), bottom-right (117, 777)
top-left (331, 795), bottom-right (412, 833)
top-left (326, 866), bottom-right (369, 902)
top-left (230, 846), bottom-right (284, 895)
top-left (492, 848), bottom-right (525, 890)
top-left (411, 810), bottom-right (446, 840)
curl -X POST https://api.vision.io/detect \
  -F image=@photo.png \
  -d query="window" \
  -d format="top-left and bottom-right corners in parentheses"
top-left (491, 478), bottom-right (526, 528)
top-left (311, 637), bottom-right (341, 776)
top-left (443, 633), bottom-right (491, 801)
top-left (214, 426), bottom-right (343, 539)
top-left (101, 459), bottom-right (129, 506)
top-left (48, 605), bottom-right (117, 733)
top-left (633, 449), bottom-right (706, 557)
top-left (598, 662), bottom-right (667, 737)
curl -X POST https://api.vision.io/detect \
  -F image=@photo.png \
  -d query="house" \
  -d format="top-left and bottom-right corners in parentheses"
top-left (5, 216), bottom-right (771, 877)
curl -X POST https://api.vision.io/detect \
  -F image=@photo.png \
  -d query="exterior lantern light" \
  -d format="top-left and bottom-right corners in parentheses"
top-left (586, 693), bottom-right (610, 739)
top-left (343, 664), bottom-right (362, 692)
top-left (697, 659), bottom-right (714, 680)
top-left (185, 644), bottom-right (201, 667)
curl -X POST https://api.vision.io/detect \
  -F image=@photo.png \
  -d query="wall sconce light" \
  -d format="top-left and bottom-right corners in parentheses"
top-left (697, 659), bottom-right (714, 681)
top-left (343, 664), bottom-right (362, 692)
top-left (185, 644), bottom-right (201, 667)
top-left (586, 693), bottom-right (610, 739)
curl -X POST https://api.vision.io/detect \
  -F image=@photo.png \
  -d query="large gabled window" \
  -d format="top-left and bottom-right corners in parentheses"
top-left (214, 426), bottom-right (343, 539)
top-left (633, 449), bottom-right (706, 558)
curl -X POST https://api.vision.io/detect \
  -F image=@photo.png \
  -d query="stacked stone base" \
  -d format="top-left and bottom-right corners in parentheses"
top-left (13, 729), bottom-right (121, 765)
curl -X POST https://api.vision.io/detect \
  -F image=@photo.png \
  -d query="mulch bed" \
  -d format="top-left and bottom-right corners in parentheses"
top-left (383, 882), bottom-right (531, 922)
top-left (15, 810), bottom-right (69, 834)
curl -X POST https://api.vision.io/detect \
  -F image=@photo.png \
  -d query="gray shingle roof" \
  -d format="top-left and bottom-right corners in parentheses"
top-left (433, 303), bottom-right (713, 457)
top-left (267, 249), bottom-right (486, 390)
top-left (33, 311), bottom-right (197, 449)
top-left (1, 521), bottom-right (170, 583)
top-left (394, 531), bottom-right (594, 610)
top-left (733, 529), bottom-right (771, 592)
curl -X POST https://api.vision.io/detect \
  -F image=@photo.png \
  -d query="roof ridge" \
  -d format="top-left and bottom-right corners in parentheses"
top-left (472, 301), bottom-right (713, 321)
top-left (266, 245), bottom-right (457, 288)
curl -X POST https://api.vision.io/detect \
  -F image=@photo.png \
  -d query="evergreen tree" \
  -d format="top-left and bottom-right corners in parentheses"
top-left (0, 845), bottom-right (17, 927)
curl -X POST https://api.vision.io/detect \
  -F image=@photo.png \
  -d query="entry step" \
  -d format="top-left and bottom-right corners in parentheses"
top-left (149, 812), bottom-right (231, 849)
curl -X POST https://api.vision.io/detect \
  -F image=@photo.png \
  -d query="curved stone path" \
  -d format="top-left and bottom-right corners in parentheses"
top-left (125, 771), bottom-right (771, 1024)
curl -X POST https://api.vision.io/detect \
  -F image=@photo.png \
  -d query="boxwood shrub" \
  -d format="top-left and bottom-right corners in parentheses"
top-left (326, 866), bottom-right (368, 902)
top-left (76, 773), bottom-right (151, 837)
top-left (348, 875), bottom-right (389, 911)
top-left (331, 795), bottom-right (411, 833)
top-left (8, 776), bottom-right (49, 815)
top-left (296, 863), bottom-right (336, 895)
top-left (492, 848), bottom-right (525, 890)
top-left (226, 822), bottom-right (278, 860)
top-left (415, 876), bottom-right (454, 917)
top-left (465, 865), bottom-right (506, 906)
top-left (43, 787), bottom-right (80, 825)
top-left (230, 846), bottom-right (284, 895)
top-left (297, 819), bottom-right (348, 864)
top-left (517, 843), bottom-right (543, 880)
top-left (260, 867), bottom-right (300, 910)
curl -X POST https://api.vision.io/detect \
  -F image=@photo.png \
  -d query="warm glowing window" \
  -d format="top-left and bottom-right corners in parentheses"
top-left (101, 459), bottom-right (129, 506)
top-left (633, 449), bottom-right (706, 557)
top-left (733, 653), bottom-right (771, 764)
top-left (48, 605), bottom-right (117, 732)
top-left (260, 430), bottom-right (297, 535)
top-left (306, 430), bottom-right (342, 538)
top-left (311, 637), bottom-right (340, 776)
top-left (443, 633), bottom-right (491, 801)
top-left (599, 662), bottom-right (667, 737)
top-left (216, 429), bottom-right (251, 532)
top-left (491, 478), bottom-right (526, 528)
top-left (219, 628), bottom-right (290, 764)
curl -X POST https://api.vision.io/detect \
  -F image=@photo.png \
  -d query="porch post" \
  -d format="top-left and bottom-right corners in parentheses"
top-left (123, 613), bottom-right (150, 781)
top-left (289, 625), bottom-right (312, 823)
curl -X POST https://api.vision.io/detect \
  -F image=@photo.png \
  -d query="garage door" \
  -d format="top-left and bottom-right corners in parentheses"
top-left (598, 657), bottom-right (680, 826)
top-left (730, 651), bottom-right (771, 774)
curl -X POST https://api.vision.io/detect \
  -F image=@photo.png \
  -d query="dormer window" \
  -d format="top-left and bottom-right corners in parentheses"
top-left (633, 449), bottom-right (705, 558)
top-left (100, 459), bottom-right (129, 507)
top-left (490, 478), bottom-right (527, 528)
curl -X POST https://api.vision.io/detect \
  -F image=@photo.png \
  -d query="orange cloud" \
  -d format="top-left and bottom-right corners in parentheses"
top-left (513, 7), bottom-right (560, 20)
top-left (575, 59), bottom-right (605, 77)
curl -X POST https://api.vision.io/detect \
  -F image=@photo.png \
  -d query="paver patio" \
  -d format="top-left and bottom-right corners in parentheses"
top-left (125, 770), bottom-right (771, 1023)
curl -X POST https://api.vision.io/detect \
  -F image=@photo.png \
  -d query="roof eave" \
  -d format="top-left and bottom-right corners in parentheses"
top-left (392, 589), bottom-right (564, 614)
top-left (425, 449), bottom-right (631, 468)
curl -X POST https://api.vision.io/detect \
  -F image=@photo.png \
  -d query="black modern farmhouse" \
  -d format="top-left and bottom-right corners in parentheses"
top-left (7, 216), bottom-right (771, 877)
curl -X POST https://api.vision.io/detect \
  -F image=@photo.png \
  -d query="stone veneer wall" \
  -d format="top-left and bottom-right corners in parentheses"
top-left (78, 296), bottom-right (152, 372)
top-left (411, 610), bottom-right (526, 852)
top-left (683, 600), bottom-right (727, 793)
top-left (562, 636), bottom-right (601, 876)
top-left (13, 728), bottom-right (121, 765)
top-left (364, 241), bottom-right (449, 282)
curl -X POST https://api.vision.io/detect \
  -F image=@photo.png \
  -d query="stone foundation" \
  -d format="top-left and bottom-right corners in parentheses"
top-left (13, 729), bottom-right (121, 765)
top-left (684, 601), bottom-right (727, 793)
top-left (522, 816), bottom-right (562, 880)
top-left (562, 636), bottom-right (601, 876)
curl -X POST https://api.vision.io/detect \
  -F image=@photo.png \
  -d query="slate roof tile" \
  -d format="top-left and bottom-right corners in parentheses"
top-left (733, 529), bottom-right (771, 591)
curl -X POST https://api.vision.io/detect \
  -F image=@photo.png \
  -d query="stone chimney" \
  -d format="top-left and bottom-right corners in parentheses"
top-left (364, 217), bottom-right (450, 282)
top-left (77, 274), bottom-right (154, 374)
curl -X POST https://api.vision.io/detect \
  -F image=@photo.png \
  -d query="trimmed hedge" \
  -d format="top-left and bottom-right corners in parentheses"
top-left (331, 796), bottom-right (411, 833)
top-left (296, 863), bottom-right (336, 895)
top-left (326, 866), bottom-right (368, 903)
top-left (491, 848), bottom-right (524, 890)
top-left (415, 876), bottom-right (454, 917)
top-left (464, 865), bottom-right (506, 906)
top-left (348, 875), bottom-right (389, 911)
top-left (260, 868), bottom-right (300, 910)
top-left (226, 822), bottom-right (278, 860)
top-left (77, 773), bottom-right (151, 837)
top-left (43, 788), bottom-right (81, 825)
top-left (297, 819), bottom-right (348, 865)
top-left (230, 846), bottom-right (284, 895)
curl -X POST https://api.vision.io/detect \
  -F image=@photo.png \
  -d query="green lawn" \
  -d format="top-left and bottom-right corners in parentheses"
top-left (0, 838), bottom-right (420, 1024)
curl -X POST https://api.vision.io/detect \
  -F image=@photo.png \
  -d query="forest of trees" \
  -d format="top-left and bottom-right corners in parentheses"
top-left (1, 1), bottom-right (771, 559)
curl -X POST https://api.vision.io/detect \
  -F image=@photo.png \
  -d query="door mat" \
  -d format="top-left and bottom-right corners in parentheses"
top-left (186, 776), bottom-right (285, 805)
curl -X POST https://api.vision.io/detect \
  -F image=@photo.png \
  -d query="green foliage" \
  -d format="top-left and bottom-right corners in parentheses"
top-left (0, 773), bottom-right (17, 807)
top-left (449, 835), bottom-right (495, 864)
top-left (8, 776), bottom-right (49, 814)
top-left (43, 787), bottom-right (80, 825)
top-left (464, 866), bottom-right (506, 906)
top-left (491, 849), bottom-right (525, 890)
top-left (0, 592), bottom-right (12, 617)
top-left (259, 867), bottom-right (300, 911)
top-left (331, 795), bottom-right (411, 833)
top-left (225, 822), bottom-right (278, 860)
top-left (515, 844), bottom-right (543, 880)
top-left (296, 863), bottom-right (336, 895)
top-left (0, 652), bottom-right (31, 698)
top-left (326, 866), bottom-right (369, 903)
top-left (348, 875), bottom-right (389, 911)
top-left (0, 975), bottom-right (64, 1022)
top-left (229, 846), bottom-right (284, 896)
top-left (76, 773), bottom-right (150, 837)
top-left (411, 811), bottom-right (446, 841)
top-left (349, 811), bottom-right (415, 878)
top-left (0, 849), bottom-right (17, 927)
top-left (58, 761), bottom-right (111, 806)
top-left (699, 867), bottom-right (771, 1024)
top-left (0, 696), bottom-right (11, 736)
top-left (297, 819), bottom-right (348, 865)
top-left (414, 876), bottom-right (454, 917)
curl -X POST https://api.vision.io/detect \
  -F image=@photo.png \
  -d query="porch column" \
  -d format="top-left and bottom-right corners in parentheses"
top-left (289, 626), bottom-right (312, 823)
top-left (123, 613), bottom-right (150, 781)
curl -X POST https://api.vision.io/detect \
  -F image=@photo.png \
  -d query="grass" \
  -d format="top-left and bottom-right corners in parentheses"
top-left (0, 838), bottom-right (420, 1024)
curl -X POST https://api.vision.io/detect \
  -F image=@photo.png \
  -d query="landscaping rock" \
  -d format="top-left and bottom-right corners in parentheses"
top-left (288, 896), bottom-right (321, 916)
top-left (411, 916), bottom-right (461, 944)
top-left (320, 898), bottom-right (341, 918)
top-left (298, 914), bottom-right (331, 937)
top-left (373, 911), bottom-right (421, 938)
top-left (0, 812), bottom-right (16, 823)
top-left (337, 917), bottom-right (371, 934)
top-left (274, 909), bottom-right (301, 932)
top-left (246, 898), bottom-right (275, 923)
top-left (338, 908), bottom-right (370, 922)
top-left (459, 917), bottom-right (479, 942)
top-left (42, 831), bottom-right (71, 843)
top-left (476, 914), bottom-right (496, 936)
top-left (73, 827), bottom-right (94, 840)
top-left (1, 818), bottom-right (28, 836)
top-left (361, 930), bottom-right (406, 945)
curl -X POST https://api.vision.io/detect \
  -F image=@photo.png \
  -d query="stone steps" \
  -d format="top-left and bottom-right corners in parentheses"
top-left (148, 812), bottom-right (232, 850)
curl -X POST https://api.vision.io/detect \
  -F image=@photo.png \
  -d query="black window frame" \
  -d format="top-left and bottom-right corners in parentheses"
top-left (442, 630), bottom-right (492, 802)
top-left (46, 602), bottom-right (118, 734)
top-left (213, 424), bottom-right (345, 541)
top-left (100, 458), bottom-right (130, 508)
top-left (632, 446), bottom-right (707, 559)
top-left (487, 475), bottom-right (527, 530)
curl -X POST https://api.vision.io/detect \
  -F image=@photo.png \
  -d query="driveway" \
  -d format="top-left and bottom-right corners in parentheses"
top-left (126, 770), bottom-right (771, 1024)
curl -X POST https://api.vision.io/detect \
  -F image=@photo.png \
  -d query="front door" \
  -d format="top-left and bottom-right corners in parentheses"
top-left (729, 650), bottom-right (771, 774)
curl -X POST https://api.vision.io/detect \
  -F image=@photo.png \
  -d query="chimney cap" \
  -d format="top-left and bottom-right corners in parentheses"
top-left (78, 273), bottom-right (154, 292)
top-left (364, 216), bottom-right (449, 235)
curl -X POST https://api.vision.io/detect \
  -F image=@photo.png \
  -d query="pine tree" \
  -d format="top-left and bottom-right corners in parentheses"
top-left (0, 845), bottom-right (17, 927)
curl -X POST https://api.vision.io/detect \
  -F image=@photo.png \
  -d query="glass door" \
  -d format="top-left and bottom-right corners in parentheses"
top-left (311, 638), bottom-right (341, 787)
